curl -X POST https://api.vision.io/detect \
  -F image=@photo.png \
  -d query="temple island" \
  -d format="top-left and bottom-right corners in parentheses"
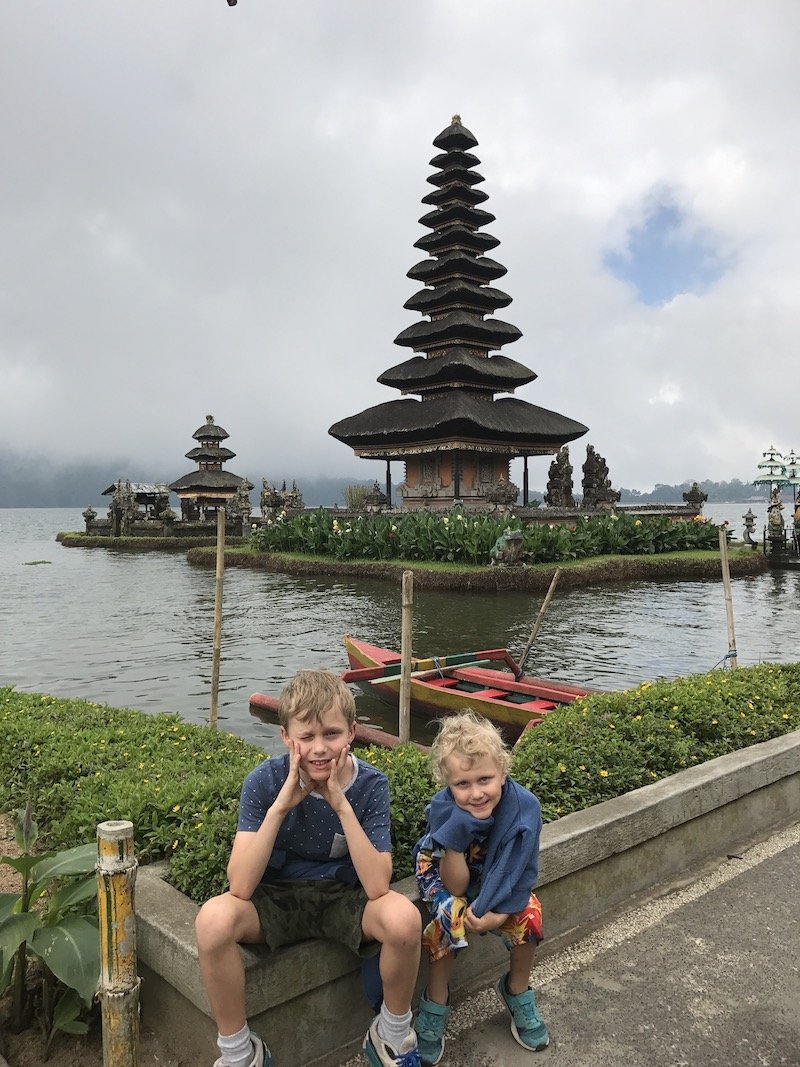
top-left (80, 119), bottom-right (719, 542)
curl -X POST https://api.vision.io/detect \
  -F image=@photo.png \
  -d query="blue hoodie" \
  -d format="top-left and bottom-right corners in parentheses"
top-left (414, 777), bottom-right (542, 919)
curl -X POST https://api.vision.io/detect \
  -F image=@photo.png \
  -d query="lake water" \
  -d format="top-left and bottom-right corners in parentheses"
top-left (1, 505), bottom-right (796, 754)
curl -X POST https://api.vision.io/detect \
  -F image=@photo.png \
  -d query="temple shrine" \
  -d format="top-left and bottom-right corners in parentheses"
top-left (169, 415), bottom-right (253, 521)
top-left (329, 116), bottom-right (588, 511)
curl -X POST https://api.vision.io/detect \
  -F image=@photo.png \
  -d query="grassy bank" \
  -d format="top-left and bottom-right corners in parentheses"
top-left (3, 663), bottom-right (797, 899)
top-left (185, 544), bottom-right (767, 591)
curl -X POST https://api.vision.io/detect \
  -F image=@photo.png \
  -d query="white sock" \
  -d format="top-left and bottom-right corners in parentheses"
top-left (217, 1024), bottom-right (254, 1067)
top-left (377, 1004), bottom-right (413, 1049)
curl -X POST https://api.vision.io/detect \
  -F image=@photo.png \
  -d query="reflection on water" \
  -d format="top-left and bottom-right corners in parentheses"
top-left (1, 508), bottom-right (797, 754)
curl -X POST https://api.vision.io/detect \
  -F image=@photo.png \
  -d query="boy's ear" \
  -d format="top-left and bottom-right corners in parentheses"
top-left (279, 726), bottom-right (290, 748)
top-left (347, 721), bottom-right (357, 744)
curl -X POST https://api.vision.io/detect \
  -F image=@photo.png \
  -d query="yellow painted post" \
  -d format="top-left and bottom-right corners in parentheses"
top-left (96, 820), bottom-right (140, 1067)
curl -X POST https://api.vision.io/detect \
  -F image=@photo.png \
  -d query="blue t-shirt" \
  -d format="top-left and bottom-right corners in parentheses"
top-left (237, 753), bottom-right (392, 887)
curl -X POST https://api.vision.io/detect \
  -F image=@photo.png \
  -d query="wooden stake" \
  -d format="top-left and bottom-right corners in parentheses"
top-left (516, 567), bottom-right (562, 677)
top-left (398, 571), bottom-right (413, 743)
top-left (210, 507), bottom-right (226, 727)
top-left (97, 820), bottom-right (139, 1067)
top-left (718, 527), bottom-right (738, 668)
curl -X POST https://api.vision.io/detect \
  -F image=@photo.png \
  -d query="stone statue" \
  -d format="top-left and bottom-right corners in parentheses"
top-left (112, 479), bottom-right (139, 535)
top-left (767, 487), bottom-right (785, 538)
top-left (682, 482), bottom-right (708, 510)
top-left (364, 481), bottom-right (389, 513)
top-left (283, 480), bottom-right (304, 511)
top-left (485, 472), bottom-right (519, 507)
top-left (82, 506), bottom-right (97, 533)
top-left (489, 526), bottom-right (524, 566)
top-left (544, 448), bottom-right (575, 508)
top-left (581, 446), bottom-right (620, 510)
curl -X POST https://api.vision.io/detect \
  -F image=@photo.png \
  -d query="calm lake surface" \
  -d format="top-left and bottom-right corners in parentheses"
top-left (1, 505), bottom-right (795, 754)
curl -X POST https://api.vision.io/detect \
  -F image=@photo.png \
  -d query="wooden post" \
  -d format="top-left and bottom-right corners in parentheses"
top-left (516, 567), bottom-right (562, 676)
top-left (398, 571), bottom-right (413, 743)
top-left (210, 507), bottom-right (226, 727)
top-left (97, 820), bottom-right (139, 1067)
top-left (718, 527), bottom-right (738, 668)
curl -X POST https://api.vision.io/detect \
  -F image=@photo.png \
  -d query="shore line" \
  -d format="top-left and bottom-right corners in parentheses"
top-left (187, 546), bottom-right (767, 591)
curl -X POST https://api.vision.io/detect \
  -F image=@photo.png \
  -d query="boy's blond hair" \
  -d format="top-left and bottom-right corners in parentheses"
top-left (430, 710), bottom-right (511, 784)
top-left (278, 669), bottom-right (356, 728)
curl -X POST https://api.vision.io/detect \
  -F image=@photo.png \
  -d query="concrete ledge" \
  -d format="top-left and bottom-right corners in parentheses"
top-left (135, 731), bottom-right (800, 1066)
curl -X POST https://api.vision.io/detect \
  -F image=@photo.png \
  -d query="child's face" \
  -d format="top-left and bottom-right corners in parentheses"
top-left (281, 705), bottom-right (356, 785)
top-left (443, 753), bottom-right (506, 819)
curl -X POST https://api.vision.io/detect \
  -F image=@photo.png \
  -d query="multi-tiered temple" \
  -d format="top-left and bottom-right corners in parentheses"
top-left (329, 116), bottom-right (588, 510)
top-left (169, 415), bottom-right (253, 521)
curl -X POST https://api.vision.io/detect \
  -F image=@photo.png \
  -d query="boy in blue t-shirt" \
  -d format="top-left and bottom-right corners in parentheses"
top-left (412, 711), bottom-right (548, 1065)
top-left (195, 670), bottom-right (422, 1067)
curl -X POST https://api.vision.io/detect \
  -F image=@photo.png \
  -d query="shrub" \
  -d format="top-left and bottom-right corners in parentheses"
top-left (2, 663), bottom-right (798, 904)
top-left (249, 512), bottom-right (722, 566)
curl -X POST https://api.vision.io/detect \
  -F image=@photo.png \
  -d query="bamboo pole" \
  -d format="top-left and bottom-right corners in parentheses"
top-left (515, 567), bottom-right (562, 677)
top-left (718, 527), bottom-right (738, 668)
top-left (96, 820), bottom-right (139, 1067)
top-left (398, 570), bottom-right (413, 743)
top-left (210, 507), bottom-right (226, 727)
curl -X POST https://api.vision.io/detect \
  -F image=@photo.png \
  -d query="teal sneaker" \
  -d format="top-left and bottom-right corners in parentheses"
top-left (414, 993), bottom-right (451, 1066)
top-left (495, 975), bottom-right (549, 1051)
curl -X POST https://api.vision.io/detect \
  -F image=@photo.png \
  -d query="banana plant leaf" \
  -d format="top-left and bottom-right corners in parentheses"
top-left (31, 914), bottom-right (99, 1006)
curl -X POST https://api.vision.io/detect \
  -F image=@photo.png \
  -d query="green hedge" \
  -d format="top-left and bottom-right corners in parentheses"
top-left (2, 665), bottom-right (798, 899)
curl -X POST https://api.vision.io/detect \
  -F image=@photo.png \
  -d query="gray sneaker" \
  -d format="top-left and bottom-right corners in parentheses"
top-left (213, 1034), bottom-right (271, 1067)
top-left (495, 975), bottom-right (549, 1051)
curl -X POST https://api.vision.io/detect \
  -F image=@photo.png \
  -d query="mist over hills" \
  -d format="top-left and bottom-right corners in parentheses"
top-left (0, 452), bottom-right (768, 509)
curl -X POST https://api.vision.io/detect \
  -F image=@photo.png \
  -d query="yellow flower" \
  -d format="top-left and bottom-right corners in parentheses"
top-left (172, 804), bottom-right (181, 813)
top-left (559, 764), bottom-right (567, 773)
top-left (599, 769), bottom-right (609, 777)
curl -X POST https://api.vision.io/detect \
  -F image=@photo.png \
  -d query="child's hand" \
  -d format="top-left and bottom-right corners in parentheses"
top-left (315, 745), bottom-right (351, 814)
top-left (464, 906), bottom-right (508, 934)
top-left (273, 738), bottom-right (310, 814)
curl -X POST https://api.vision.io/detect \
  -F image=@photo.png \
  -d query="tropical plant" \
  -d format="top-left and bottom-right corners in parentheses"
top-left (0, 803), bottom-right (99, 1055)
top-left (343, 483), bottom-right (371, 511)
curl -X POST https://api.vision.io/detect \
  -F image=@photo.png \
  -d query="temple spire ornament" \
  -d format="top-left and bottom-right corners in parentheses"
top-left (330, 118), bottom-right (588, 510)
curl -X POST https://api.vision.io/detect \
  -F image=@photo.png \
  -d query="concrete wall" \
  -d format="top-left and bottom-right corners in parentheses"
top-left (134, 731), bottom-right (800, 1067)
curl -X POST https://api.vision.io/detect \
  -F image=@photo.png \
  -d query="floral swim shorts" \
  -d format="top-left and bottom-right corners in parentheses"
top-left (415, 849), bottom-right (543, 962)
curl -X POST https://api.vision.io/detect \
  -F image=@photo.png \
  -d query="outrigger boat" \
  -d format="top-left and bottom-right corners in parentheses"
top-left (340, 634), bottom-right (592, 737)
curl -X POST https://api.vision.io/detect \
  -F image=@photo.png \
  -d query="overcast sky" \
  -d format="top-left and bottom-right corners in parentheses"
top-left (3, 2), bottom-right (798, 492)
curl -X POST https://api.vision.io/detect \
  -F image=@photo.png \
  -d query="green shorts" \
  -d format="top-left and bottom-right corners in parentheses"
top-left (251, 879), bottom-right (379, 958)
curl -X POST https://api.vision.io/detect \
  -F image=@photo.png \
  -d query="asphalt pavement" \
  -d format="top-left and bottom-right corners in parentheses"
top-left (343, 819), bottom-right (800, 1067)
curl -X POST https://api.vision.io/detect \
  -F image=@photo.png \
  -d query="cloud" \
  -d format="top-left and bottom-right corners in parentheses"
top-left (1, 1), bottom-right (798, 492)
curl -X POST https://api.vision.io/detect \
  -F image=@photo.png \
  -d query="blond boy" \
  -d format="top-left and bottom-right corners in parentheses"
top-left (413, 711), bottom-right (548, 1065)
top-left (195, 670), bottom-right (422, 1067)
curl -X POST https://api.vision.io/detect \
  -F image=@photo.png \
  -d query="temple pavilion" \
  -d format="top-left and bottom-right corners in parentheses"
top-left (329, 116), bottom-right (588, 510)
top-left (169, 415), bottom-right (253, 520)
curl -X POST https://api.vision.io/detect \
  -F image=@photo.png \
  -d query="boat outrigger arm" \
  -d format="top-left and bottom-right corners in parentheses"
top-left (342, 648), bottom-right (524, 685)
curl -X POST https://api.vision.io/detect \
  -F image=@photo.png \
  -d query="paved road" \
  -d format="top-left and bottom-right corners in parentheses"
top-left (344, 820), bottom-right (800, 1067)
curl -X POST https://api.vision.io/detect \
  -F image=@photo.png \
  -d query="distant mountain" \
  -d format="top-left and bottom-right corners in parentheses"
top-left (0, 451), bottom-right (770, 509)
top-left (0, 452), bottom-right (391, 509)
top-left (617, 478), bottom-right (769, 504)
